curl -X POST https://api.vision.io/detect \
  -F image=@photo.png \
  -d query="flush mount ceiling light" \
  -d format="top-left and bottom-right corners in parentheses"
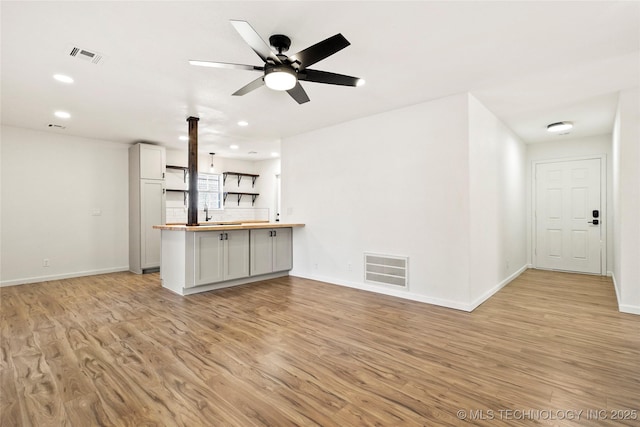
top-left (53, 74), bottom-right (74, 83)
top-left (547, 121), bottom-right (573, 133)
top-left (54, 111), bottom-right (71, 119)
top-left (237, 120), bottom-right (249, 127)
top-left (230, 144), bottom-right (239, 150)
top-left (264, 65), bottom-right (297, 91)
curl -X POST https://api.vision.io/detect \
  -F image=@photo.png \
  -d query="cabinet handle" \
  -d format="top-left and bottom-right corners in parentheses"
top-left (273, 230), bottom-right (277, 237)
top-left (225, 233), bottom-right (229, 240)
top-left (269, 230), bottom-right (273, 237)
top-left (219, 233), bottom-right (224, 240)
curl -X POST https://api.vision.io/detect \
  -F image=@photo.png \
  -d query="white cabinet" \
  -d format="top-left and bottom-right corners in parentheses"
top-left (250, 228), bottom-right (292, 276)
top-left (140, 180), bottom-right (165, 268)
top-left (139, 144), bottom-right (166, 179)
top-left (130, 143), bottom-right (166, 274)
top-left (190, 230), bottom-right (249, 288)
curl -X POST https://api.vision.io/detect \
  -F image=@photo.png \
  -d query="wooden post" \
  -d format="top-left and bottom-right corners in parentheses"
top-left (187, 116), bottom-right (199, 226)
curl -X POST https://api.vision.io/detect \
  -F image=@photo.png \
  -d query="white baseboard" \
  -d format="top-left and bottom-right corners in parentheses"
top-left (609, 271), bottom-right (621, 306)
top-left (178, 271), bottom-right (289, 296)
top-left (619, 304), bottom-right (640, 315)
top-left (0, 266), bottom-right (130, 287)
top-left (293, 265), bottom-right (528, 313)
top-left (606, 271), bottom-right (640, 315)
top-left (468, 264), bottom-right (529, 311)
top-left (291, 272), bottom-right (475, 312)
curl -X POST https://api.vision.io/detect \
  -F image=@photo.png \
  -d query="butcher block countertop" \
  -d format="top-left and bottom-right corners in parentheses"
top-left (153, 222), bottom-right (305, 231)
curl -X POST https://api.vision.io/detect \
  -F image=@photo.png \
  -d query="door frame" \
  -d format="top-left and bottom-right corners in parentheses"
top-left (532, 154), bottom-right (607, 275)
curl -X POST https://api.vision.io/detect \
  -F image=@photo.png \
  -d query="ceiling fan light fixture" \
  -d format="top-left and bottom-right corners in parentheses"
top-left (547, 121), bottom-right (573, 133)
top-left (264, 66), bottom-right (296, 91)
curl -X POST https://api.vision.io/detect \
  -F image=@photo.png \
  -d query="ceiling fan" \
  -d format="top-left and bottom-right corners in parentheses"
top-left (189, 20), bottom-right (364, 104)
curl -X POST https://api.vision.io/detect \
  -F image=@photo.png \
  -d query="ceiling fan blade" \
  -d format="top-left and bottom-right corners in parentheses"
top-left (286, 82), bottom-right (310, 104)
top-left (298, 69), bottom-right (361, 87)
top-left (289, 34), bottom-right (350, 69)
top-left (232, 76), bottom-right (265, 96)
top-left (230, 20), bottom-right (282, 65)
top-left (189, 60), bottom-right (264, 72)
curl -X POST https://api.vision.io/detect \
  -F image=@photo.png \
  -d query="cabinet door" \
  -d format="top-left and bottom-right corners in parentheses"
top-left (140, 179), bottom-right (165, 268)
top-left (140, 144), bottom-right (166, 180)
top-left (194, 232), bottom-right (225, 286)
top-left (272, 228), bottom-right (293, 272)
top-left (250, 229), bottom-right (274, 276)
top-left (224, 230), bottom-right (250, 280)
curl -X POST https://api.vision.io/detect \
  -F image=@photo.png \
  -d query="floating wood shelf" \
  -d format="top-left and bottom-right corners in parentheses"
top-left (224, 192), bottom-right (259, 206)
top-left (166, 189), bottom-right (188, 205)
top-left (166, 165), bottom-right (188, 182)
top-left (223, 172), bottom-right (259, 187)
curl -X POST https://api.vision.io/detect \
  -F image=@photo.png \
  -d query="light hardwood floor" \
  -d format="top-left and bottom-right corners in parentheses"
top-left (1, 269), bottom-right (639, 426)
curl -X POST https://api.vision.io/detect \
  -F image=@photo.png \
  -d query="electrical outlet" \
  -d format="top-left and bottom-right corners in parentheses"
top-left (43, 258), bottom-right (50, 267)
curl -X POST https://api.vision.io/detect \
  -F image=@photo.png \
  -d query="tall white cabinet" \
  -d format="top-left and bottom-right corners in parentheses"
top-left (129, 143), bottom-right (166, 274)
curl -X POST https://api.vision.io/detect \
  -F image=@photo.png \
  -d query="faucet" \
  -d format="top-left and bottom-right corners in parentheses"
top-left (204, 205), bottom-right (212, 222)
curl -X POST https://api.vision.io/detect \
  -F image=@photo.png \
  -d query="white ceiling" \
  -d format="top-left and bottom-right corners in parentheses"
top-left (1, 1), bottom-right (639, 160)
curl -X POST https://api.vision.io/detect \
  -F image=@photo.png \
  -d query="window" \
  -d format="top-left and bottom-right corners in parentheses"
top-left (198, 173), bottom-right (223, 210)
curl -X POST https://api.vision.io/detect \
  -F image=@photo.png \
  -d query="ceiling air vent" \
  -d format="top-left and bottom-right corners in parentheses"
top-left (68, 45), bottom-right (103, 64)
top-left (47, 124), bottom-right (66, 130)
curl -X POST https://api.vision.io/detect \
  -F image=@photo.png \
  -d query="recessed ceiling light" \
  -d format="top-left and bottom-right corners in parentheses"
top-left (547, 121), bottom-right (573, 133)
top-left (230, 144), bottom-right (239, 150)
top-left (271, 152), bottom-right (279, 157)
top-left (356, 78), bottom-right (366, 87)
top-left (53, 74), bottom-right (74, 84)
top-left (179, 136), bottom-right (188, 141)
top-left (237, 120), bottom-right (249, 127)
top-left (54, 111), bottom-right (71, 119)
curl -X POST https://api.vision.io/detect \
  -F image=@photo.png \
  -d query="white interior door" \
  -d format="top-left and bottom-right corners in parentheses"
top-left (535, 158), bottom-right (602, 274)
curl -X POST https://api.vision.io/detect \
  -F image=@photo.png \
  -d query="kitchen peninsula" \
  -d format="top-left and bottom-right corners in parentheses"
top-left (153, 222), bottom-right (304, 295)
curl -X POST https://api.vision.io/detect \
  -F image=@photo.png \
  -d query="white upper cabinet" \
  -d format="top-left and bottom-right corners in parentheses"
top-left (139, 144), bottom-right (166, 180)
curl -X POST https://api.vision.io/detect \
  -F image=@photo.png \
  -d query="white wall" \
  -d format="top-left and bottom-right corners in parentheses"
top-left (468, 94), bottom-right (527, 307)
top-left (525, 134), bottom-right (613, 273)
top-left (612, 88), bottom-right (640, 314)
top-left (254, 158), bottom-right (281, 222)
top-left (0, 126), bottom-right (129, 286)
top-left (282, 92), bottom-right (527, 311)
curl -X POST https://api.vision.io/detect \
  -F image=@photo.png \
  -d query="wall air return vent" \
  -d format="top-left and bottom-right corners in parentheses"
top-left (364, 253), bottom-right (409, 289)
top-left (68, 45), bottom-right (104, 64)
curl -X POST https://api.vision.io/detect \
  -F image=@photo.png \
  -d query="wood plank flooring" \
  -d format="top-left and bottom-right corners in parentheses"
top-left (1, 269), bottom-right (639, 426)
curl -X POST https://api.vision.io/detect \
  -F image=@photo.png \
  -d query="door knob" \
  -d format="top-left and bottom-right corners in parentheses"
top-left (588, 219), bottom-right (599, 225)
